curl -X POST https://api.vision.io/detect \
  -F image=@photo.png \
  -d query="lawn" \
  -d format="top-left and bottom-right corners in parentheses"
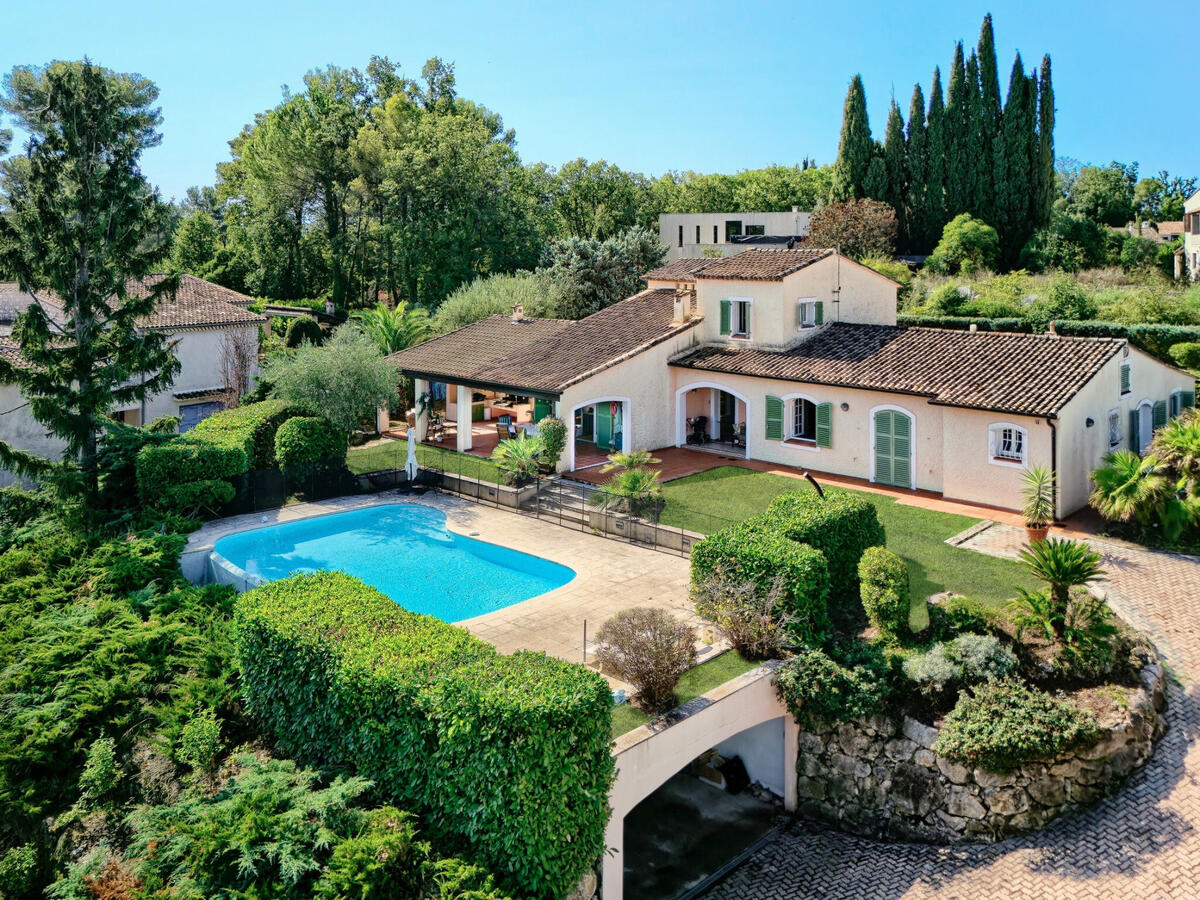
top-left (610, 650), bottom-right (760, 737)
top-left (346, 439), bottom-right (503, 483)
top-left (659, 466), bottom-right (1037, 614)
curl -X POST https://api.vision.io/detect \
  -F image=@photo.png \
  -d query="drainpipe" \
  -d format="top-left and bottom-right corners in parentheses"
top-left (1048, 417), bottom-right (1058, 522)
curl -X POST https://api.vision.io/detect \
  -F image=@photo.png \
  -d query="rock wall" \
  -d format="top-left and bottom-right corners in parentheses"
top-left (793, 659), bottom-right (1167, 842)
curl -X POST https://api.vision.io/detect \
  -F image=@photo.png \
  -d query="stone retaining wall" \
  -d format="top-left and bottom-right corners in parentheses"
top-left (794, 658), bottom-right (1167, 842)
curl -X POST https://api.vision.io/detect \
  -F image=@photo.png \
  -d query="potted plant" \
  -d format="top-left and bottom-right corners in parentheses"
top-left (1021, 464), bottom-right (1056, 543)
top-left (490, 435), bottom-right (544, 487)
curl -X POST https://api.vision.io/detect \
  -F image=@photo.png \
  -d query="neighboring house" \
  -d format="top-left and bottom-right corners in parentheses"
top-left (390, 248), bottom-right (1195, 517)
top-left (1178, 188), bottom-right (1200, 280)
top-left (1125, 220), bottom-right (1184, 244)
top-left (0, 274), bottom-right (265, 485)
top-left (659, 209), bottom-right (811, 261)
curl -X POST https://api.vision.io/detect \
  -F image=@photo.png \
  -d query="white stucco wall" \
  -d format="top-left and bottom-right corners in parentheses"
top-left (0, 383), bottom-right (67, 487)
top-left (940, 406), bottom-right (1052, 513)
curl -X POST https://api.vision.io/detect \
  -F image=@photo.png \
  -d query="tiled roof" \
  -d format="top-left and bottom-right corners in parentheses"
top-left (643, 258), bottom-right (720, 281)
top-left (693, 248), bottom-right (834, 281)
top-left (671, 323), bottom-right (1126, 418)
top-left (389, 289), bottom-right (700, 395)
top-left (0, 275), bottom-right (264, 330)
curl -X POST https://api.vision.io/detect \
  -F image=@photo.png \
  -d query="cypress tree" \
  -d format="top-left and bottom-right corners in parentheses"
top-left (1036, 55), bottom-right (1056, 228)
top-left (964, 50), bottom-right (982, 217)
top-left (995, 54), bottom-right (1033, 265)
top-left (926, 67), bottom-right (947, 244)
top-left (863, 150), bottom-right (888, 201)
top-left (976, 14), bottom-right (1002, 227)
top-left (883, 100), bottom-right (907, 245)
top-left (905, 84), bottom-right (928, 251)
top-left (831, 74), bottom-right (872, 201)
top-left (944, 43), bottom-right (968, 215)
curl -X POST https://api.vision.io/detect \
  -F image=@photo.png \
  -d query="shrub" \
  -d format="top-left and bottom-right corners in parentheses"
top-left (190, 398), bottom-right (305, 468)
top-left (765, 489), bottom-right (885, 609)
top-left (901, 645), bottom-right (960, 699)
top-left (858, 546), bottom-right (909, 638)
top-left (0, 845), bottom-right (38, 900)
top-left (490, 435), bottom-right (544, 485)
top-left (774, 645), bottom-right (887, 730)
top-left (537, 416), bottom-right (567, 469)
top-left (903, 634), bottom-right (1016, 704)
top-left (178, 709), bottom-right (221, 776)
top-left (274, 416), bottom-right (348, 469)
top-left (595, 608), bottom-right (696, 712)
top-left (934, 678), bottom-right (1102, 772)
top-left (1169, 341), bottom-right (1200, 371)
top-left (927, 213), bottom-right (1000, 275)
top-left (926, 596), bottom-right (994, 640)
top-left (692, 575), bottom-right (792, 660)
top-left (135, 438), bottom-right (245, 504)
top-left (157, 479), bottom-right (236, 518)
top-left (235, 572), bottom-right (612, 900)
top-left (691, 517), bottom-right (831, 644)
top-left (78, 737), bottom-right (120, 807)
top-left (284, 315), bottom-right (323, 348)
top-left (806, 198), bottom-right (898, 259)
top-left (1119, 235), bottom-right (1160, 273)
top-left (1017, 538), bottom-right (1105, 642)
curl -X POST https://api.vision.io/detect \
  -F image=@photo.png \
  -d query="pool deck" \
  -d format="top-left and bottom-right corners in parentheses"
top-left (183, 490), bottom-right (700, 687)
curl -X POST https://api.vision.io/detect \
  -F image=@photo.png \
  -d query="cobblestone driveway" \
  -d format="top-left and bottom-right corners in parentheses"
top-left (704, 525), bottom-right (1200, 899)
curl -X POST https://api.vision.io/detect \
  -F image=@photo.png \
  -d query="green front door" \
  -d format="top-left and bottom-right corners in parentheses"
top-left (595, 404), bottom-right (612, 451)
top-left (533, 398), bottom-right (551, 422)
top-left (874, 409), bottom-right (912, 488)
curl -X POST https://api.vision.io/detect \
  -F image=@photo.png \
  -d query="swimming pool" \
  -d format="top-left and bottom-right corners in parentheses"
top-left (211, 503), bottom-right (575, 622)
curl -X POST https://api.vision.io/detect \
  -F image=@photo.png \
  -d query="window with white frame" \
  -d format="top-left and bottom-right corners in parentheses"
top-left (791, 398), bottom-right (817, 441)
top-left (731, 299), bottom-right (751, 337)
top-left (1108, 409), bottom-right (1121, 450)
top-left (797, 299), bottom-right (818, 329)
top-left (988, 423), bottom-right (1027, 465)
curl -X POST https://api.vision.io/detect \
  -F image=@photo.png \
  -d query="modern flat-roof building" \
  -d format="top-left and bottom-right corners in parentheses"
top-left (659, 208), bottom-right (811, 261)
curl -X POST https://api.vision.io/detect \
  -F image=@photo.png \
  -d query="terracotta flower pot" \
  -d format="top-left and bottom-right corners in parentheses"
top-left (1025, 524), bottom-right (1050, 544)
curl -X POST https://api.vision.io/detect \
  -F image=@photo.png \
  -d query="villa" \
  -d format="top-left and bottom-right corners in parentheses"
top-left (389, 248), bottom-right (1195, 518)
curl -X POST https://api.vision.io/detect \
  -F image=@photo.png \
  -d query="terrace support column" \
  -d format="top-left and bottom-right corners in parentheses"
top-left (783, 714), bottom-right (799, 812)
top-left (414, 378), bottom-right (430, 441)
top-left (601, 816), bottom-right (624, 900)
top-left (456, 384), bottom-right (473, 453)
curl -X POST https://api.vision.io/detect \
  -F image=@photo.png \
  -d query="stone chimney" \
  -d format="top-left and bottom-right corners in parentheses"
top-left (672, 289), bottom-right (695, 326)
top-left (969, 322), bottom-right (978, 332)
top-left (1048, 321), bottom-right (1058, 336)
top-left (511, 303), bottom-right (524, 323)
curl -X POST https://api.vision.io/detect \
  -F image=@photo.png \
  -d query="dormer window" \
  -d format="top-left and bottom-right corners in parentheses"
top-left (720, 298), bottom-right (752, 339)
top-left (797, 299), bottom-right (824, 330)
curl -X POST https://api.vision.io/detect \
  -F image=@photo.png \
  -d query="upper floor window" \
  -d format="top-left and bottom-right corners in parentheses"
top-left (720, 298), bottom-right (752, 338)
top-left (988, 422), bottom-right (1027, 466)
top-left (678, 225), bottom-right (683, 248)
top-left (797, 299), bottom-right (824, 330)
top-left (725, 220), bottom-right (743, 242)
top-left (745, 224), bottom-right (765, 236)
top-left (1119, 360), bottom-right (1131, 396)
top-left (695, 224), bottom-right (701, 244)
top-left (1108, 409), bottom-right (1121, 450)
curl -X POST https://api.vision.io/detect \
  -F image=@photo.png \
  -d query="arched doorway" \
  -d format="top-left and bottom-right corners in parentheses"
top-left (675, 382), bottom-right (750, 458)
top-left (871, 405), bottom-right (915, 489)
top-left (568, 397), bottom-right (631, 471)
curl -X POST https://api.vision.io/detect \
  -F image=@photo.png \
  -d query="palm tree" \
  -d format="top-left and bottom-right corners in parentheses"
top-left (1089, 450), bottom-right (1172, 524)
top-left (1151, 411), bottom-right (1200, 495)
top-left (599, 449), bottom-right (660, 473)
top-left (1017, 537), bottom-right (1104, 641)
top-left (351, 301), bottom-right (433, 355)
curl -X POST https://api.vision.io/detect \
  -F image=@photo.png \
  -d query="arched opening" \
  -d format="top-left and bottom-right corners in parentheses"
top-left (675, 382), bottom-right (750, 458)
top-left (1136, 400), bottom-right (1154, 454)
top-left (567, 397), bottom-right (631, 471)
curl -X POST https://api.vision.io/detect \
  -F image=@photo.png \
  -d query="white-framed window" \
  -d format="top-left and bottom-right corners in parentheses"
top-left (791, 397), bottom-right (817, 441)
top-left (1107, 408), bottom-right (1121, 451)
top-left (988, 422), bottom-right (1028, 467)
top-left (796, 299), bottom-right (819, 329)
top-left (731, 299), bottom-right (751, 337)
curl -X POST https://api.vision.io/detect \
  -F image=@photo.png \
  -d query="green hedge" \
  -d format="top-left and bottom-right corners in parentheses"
top-left (898, 314), bottom-right (1200, 366)
top-left (285, 315), bottom-right (324, 348)
top-left (774, 645), bottom-right (888, 730)
top-left (764, 490), bottom-right (885, 611)
top-left (691, 517), bottom-right (830, 644)
top-left (858, 546), bottom-right (910, 639)
top-left (135, 438), bottom-right (246, 511)
top-left (234, 572), bottom-right (614, 900)
top-left (191, 398), bottom-right (305, 469)
top-left (274, 416), bottom-right (348, 468)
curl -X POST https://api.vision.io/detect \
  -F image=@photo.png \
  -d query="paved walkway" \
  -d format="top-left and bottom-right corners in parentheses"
top-left (704, 525), bottom-right (1200, 900)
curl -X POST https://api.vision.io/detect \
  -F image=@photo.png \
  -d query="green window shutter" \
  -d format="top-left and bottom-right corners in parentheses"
top-left (1170, 393), bottom-right (1180, 417)
top-left (1182, 390), bottom-right (1196, 411)
top-left (874, 411), bottom-right (892, 485)
top-left (1120, 363), bottom-right (1130, 394)
top-left (1153, 400), bottom-right (1167, 430)
top-left (1129, 407), bottom-right (1140, 451)
top-left (765, 395), bottom-right (783, 440)
top-left (719, 300), bottom-right (731, 336)
top-left (892, 412), bottom-right (912, 488)
top-left (815, 402), bottom-right (832, 448)
top-left (814, 301), bottom-right (824, 325)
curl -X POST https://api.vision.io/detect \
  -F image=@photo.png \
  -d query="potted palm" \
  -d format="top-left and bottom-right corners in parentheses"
top-left (1021, 464), bottom-right (1056, 543)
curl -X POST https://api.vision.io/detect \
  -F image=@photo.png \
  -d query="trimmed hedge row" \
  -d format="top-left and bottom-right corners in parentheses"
top-left (190, 398), bottom-right (305, 469)
top-left (691, 517), bottom-right (831, 644)
top-left (898, 314), bottom-right (1200, 366)
top-left (135, 438), bottom-right (247, 511)
top-left (234, 572), bottom-right (614, 900)
top-left (274, 416), bottom-right (348, 468)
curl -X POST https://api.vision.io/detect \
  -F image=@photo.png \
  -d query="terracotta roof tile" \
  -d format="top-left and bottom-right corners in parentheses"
top-left (670, 323), bottom-right (1125, 417)
top-left (389, 289), bottom-right (700, 394)
top-left (643, 258), bottom-right (720, 281)
top-left (693, 248), bottom-right (834, 281)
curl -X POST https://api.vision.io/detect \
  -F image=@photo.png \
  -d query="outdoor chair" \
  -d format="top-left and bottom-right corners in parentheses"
top-left (496, 414), bottom-right (518, 439)
top-left (731, 422), bottom-right (747, 447)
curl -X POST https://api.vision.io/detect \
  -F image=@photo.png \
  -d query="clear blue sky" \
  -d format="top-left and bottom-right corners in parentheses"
top-left (3, 0), bottom-right (1192, 202)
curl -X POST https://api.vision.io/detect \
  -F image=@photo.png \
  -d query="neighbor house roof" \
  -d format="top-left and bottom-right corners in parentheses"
top-left (642, 258), bottom-right (720, 281)
top-left (671, 323), bottom-right (1127, 418)
top-left (0, 274), bottom-right (264, 331)
top-left (389, 288), bottom-right (700, 396)
top-left (693, 248), bottom-right (835, 281)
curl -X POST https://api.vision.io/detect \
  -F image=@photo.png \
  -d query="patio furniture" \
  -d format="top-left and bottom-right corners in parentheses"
top-left (686, 415), bottom-right (709, 445)
top-left (496, 421), bottom-right (518, 440)
top-left (427, 413), bottom-right (447, 442)
top-left (731, 422), bottom-right (747, 447)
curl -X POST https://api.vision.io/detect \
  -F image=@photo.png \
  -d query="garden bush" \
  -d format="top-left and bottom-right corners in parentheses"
top-left (189, 398), bottom-right (305, 468)
top-left (934, 678), bottom-right (1101, 772)
top-left (925, 596), bottom-right (994, 640)
top-left (135, 437), bottom-right (245, 506)
top-left (691, 517), bottom-right (831, 644)
top-left (903, 634), bottom-right (1017, 706)
top-left (858, 546), bottom-right (910, 639)
top-left (274, 416), bottom-right (348, 469)
top-left (537, 416), bottom-right (567, 469)
top-left (765, 489), bottom-right (885, 615)
top-left (774, 645), bottom-right (888, 730)
top-left (284, 315), bottom-right (323, 348)
top-left (596, 608), bottom-right (695, 711)
top-left (692, 575), bottom-right (792, 659)
top-left (1169, 341), bottom-right (1200, 371)
top-left (235, 572), bottom-right (613, 900)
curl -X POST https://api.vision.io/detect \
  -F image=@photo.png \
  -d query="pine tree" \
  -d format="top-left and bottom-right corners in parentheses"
top-left (831, 75), bottom-right (872, 201)
top-left (905, 84), bottom-right (928, 251)
top-left (994, 55), bottom-right (1034, 265)
top-left (882, 101), bottom-right (907, 245)
top-left (1036, 55), bottom-right (1056, 228)
top-left (926, 68), bottom-right (948, 245)
top-left (944, 43), bottom-right (968, 215)
top-left (0, 61), bottom-right (180, 515)
top-left (976, 14), bottom-right (1002, 227)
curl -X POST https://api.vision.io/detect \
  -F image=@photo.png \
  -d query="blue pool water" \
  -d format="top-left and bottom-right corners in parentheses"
top-left (213, 503), bottom-right (575, 622)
